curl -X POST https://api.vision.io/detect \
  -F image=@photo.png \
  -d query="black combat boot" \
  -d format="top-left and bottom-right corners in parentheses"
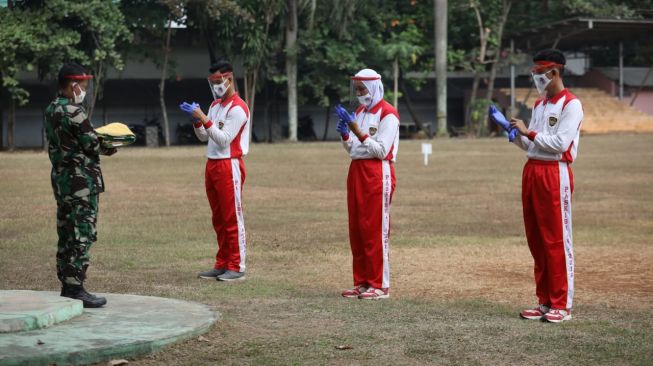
top-left (61, 283), bottom-right (107, 308)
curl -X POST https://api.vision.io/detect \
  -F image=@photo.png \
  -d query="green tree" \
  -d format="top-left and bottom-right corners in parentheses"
top-left (0, 0), bottom-right (130, 150)
top-left (119, 0), bottom-right (185, 147)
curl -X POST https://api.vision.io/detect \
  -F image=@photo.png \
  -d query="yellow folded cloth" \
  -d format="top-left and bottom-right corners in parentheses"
top-left (95, 122), bottom-right (136, 148)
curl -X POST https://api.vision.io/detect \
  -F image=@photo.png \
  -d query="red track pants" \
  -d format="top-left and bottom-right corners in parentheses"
top-left (205, 158), bottom-right (247, 272)
top-left (347, 159), bottom-right (396, 289)
top-left (522, 159), bottom-right (575, 310)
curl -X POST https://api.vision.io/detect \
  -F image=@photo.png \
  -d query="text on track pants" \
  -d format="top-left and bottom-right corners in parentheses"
top-left (522, 159), bottom-right (574, 309)
top-left (347, 159), bottom-right (396, 289)
top-left (205, 157), bottom-right (247, 272)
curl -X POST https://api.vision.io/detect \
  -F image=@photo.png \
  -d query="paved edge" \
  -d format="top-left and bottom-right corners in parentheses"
top-left (0, 290), bottom-right (83, 333)
top-left (0, 292), bottom-right (219, 366)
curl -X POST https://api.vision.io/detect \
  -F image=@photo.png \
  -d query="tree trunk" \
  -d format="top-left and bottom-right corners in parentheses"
top-left (467, 72), bottom-right (481, 131)
top-left (482, 1), bottom-right (512, 135)
top-left (159, 18), bottom-right (173, 147)
top-left (435, 0), bottom-right (448, 137)
top-left (244, 69), bottom-right (259, 143)
top-left (400, 81), bottom-right (431, 138)
top-left (393, 57), bottom-right (399, 108)
top-left (322, 105), bottom-right (331, 141)
top-left (308, 0), bottom-right (316, 30)
top-left (88, 59), bottom-right (106, 120)
top-left (8, 98), bottom-right (15, 151)
top-left (286, 0), bottom-right (298, 141)
top-left (0, 101), bottom-right (4, 150)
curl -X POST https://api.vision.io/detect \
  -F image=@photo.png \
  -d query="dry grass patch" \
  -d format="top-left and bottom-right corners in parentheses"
top-left (1, 134), bottom-right (652, 365)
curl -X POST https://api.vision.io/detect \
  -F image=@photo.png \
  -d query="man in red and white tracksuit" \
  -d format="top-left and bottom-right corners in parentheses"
top-left (336, 68), bottom-right (399, 300)
top-left (181, 60), bottom-right (249, 282)
top-left (509, 49), bottom-right (583, 322)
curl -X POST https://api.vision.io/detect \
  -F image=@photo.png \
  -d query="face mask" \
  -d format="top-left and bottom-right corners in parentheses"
top-left (72, 83), bottom-right (86, 104)
top-left (213, 80), bottom-right (229, 98)
top-left (532, 70), bottom-right (552, 96)
top-left (357, 93), bottom-right (372, 106)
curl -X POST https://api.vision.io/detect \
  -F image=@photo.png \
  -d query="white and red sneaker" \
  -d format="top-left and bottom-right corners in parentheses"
top-left (520, 305), bottom-right (550, 320)
top-left (341, 285), bottom-right (367, 298)
top-left (358, 287), bottom-right (389, 300)
top-left (543, 309), bottom-right (572, 323)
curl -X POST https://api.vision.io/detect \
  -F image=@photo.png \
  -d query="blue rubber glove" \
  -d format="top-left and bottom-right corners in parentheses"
top-left (335, 119), bottom-right (350, 138)
top-left (179, 102), bottom-right (200, 117)
top-left (508, 128), bottom-right (519, 142)
top-left (488, 105), bottom-right (518, 142)
top-left (334, 104), bottom-right (355, 124)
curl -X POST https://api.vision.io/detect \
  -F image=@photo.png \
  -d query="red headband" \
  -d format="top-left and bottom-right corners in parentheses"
top-left (531, 61), bottom-right (564, 73)
top-left (208, 72), bottom-right (233, 81)
top-left (64, 74), bottom-right (93, 80)
top-left (351, 76), bottom-right (381, 81)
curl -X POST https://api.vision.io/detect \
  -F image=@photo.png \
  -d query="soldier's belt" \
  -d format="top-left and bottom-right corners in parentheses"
top-left (95, 123), bottom-right (136, 148)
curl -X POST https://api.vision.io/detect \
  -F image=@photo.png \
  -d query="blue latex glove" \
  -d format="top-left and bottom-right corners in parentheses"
top-left (335, 119), bottom-right (350, 138)
top-left (334, 104), bottom-right (355, 124)
top-left (488, 105), bottom-right (518, 142)
top-left (179, 102), bottom-right (200, 117)
top-left (508, 128), bottom-right (518, 142)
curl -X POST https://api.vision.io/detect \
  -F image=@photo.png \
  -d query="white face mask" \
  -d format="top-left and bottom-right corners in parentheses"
top-left (213, 80), bottom-right (229, 98)
top-left (72, 83), bottom-right (86, 104)
top-left (532, 70), bottom-right (552, 96)
top-left (357, 93), bottom-right (372, 106)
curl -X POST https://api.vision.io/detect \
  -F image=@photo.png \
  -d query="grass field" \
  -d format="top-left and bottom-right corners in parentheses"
top-left (1, 135), bottom-right (652, 365)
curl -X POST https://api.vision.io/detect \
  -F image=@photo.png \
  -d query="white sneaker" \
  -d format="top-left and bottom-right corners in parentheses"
top-left (358, 287), bottom-right (389, 300)
top-left (543, 309), bottom-right (572, 323)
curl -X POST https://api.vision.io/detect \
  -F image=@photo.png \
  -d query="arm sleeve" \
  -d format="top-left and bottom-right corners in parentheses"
top-left (341, 134), bottom-right (353, 153)
top-left (362, 114), bottom-right (399, 159)
top-left (203, 106), bottom-right (247, 148)
top-left (532, 99), bottom-right (583, 153)
top-left (193, 120), bottom-right (209, 142)
top-left (67, 105), bottom-right (100, 156)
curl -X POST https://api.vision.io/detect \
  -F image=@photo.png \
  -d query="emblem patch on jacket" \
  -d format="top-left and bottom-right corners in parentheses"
top-left (548, 116), bottom-right (558, 127)
top-left (369, 127), bottom-right (377, 136)
top-left (218, 122), bottom-right (224, 129)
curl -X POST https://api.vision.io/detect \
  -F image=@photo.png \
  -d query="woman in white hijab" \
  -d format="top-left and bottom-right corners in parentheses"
top-left (335, 68), bottom-right (400, 300)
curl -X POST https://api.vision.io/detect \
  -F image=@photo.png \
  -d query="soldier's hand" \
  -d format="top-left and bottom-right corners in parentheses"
top-left (105, 148), bottom-right (117, 156)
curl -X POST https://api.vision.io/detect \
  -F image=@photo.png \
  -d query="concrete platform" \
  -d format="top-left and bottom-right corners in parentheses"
top-left (0, 290), bottom-right (83, 333)
top-left (0, 291), bottom-right (218, 366)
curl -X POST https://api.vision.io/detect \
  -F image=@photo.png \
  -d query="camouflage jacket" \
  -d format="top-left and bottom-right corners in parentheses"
top-left (45, 96), bottom-right (107, 200)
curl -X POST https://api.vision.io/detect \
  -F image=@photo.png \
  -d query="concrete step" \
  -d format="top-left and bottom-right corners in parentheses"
top-left (0, 291), bottom-right (218, 366)
top-left (0, 290), bottom-right (83, 333)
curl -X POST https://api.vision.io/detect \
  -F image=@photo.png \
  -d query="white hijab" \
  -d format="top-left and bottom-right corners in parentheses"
top-left (354, 68), bottom-right (384, 109)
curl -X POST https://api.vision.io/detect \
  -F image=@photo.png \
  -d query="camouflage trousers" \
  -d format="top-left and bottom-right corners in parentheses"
top-left (56, 194), bottom-right (99, 285)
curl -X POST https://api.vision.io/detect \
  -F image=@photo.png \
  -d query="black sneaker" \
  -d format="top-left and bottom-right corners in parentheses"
top-left (61, 284), bottom-right (107, 308)
top-left (217, 270), bottom-right (245, 282)
top-left (198, 268), bottom-right (226, 279)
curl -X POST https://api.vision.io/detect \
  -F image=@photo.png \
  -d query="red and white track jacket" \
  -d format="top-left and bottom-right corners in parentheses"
top-left (342, 100), bottom-right (400, 162)
top-left (514, 89), bottom-right (583, 162)
top-left (194, 93), bottom-right (250, 159)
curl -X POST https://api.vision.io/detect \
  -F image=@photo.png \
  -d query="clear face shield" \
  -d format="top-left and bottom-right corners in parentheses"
top-left (207, 72), bottom-right (234, 100)
top-left (350, 77), bottom-right (377, 108)
top-left (66, 74), bottom-right (94, 106)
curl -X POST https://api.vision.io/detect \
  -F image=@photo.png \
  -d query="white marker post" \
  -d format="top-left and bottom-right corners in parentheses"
top-left (421, 143), bottom-right (432, 166)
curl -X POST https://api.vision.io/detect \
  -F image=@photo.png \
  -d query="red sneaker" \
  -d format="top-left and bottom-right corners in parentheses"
top-left (341, 285), bottom-right (367, 298)
top-left (358, 287), bottom-right (389, 300)
top-left (543, 309), bottom-right (572, 323)
top-left (520, 305), bottom-right (550, 320)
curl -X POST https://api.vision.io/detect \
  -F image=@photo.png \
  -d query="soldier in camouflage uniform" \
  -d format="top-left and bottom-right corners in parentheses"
top-left (44, 63), bottom-right (116, 308)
